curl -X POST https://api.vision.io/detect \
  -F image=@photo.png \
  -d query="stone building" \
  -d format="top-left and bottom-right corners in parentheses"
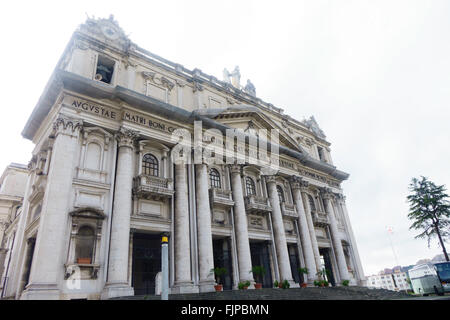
top-left (0, 16), bottom-right (365, 300)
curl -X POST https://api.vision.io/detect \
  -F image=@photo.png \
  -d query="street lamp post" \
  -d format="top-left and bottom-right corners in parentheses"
top-left (161, 236), bottom-right (169, 300)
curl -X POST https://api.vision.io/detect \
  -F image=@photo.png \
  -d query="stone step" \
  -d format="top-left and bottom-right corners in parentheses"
top-left (112, 286), bottom-right (411, 300)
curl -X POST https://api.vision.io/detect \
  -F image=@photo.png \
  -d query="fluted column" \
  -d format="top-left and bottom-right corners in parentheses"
top-left (300, 183), bottom-right (322, 274)
top-left (195, 163), bottom-right (215, 292)
top-left (102, 127), bottom-right (137, 299)
top-left (172, 162), bottom-right (196, 293)
top-left (21, 116), bottom-right (83, 300)
top-left (229, 165), bottom-right (254, 283)
top-left (265, 176), bottom-right (293, 283)
top-left (290, 177), bottom-right (317, 283)
top-left (322, 189), bottom-right (349, 281)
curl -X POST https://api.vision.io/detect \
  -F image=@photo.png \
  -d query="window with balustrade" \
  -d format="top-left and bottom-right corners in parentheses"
top-left (245, 177), bottom-right (256, 196)
top-left (142, 153), bottom-right (159, 177)
top-left (209, 168), bottom-right (221, 189)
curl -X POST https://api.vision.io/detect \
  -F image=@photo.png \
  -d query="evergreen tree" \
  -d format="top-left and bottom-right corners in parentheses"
top-left (407, 176), bottom-right (450, 261)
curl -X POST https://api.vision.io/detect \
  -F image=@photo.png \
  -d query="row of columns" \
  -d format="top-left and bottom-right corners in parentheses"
top-left (18, 118), bottom-right (353, 299)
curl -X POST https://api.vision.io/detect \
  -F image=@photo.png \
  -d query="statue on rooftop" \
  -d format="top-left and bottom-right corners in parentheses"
top-left (231, 66), bottom-right (241, 88)
top-left (223, 68), bottom-right (231, 84)
top-left (244, 79), bottom-right (256, 97)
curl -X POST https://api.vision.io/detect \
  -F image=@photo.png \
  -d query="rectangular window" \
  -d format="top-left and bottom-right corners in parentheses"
top-left (95, 55), bottom-right (115, 84)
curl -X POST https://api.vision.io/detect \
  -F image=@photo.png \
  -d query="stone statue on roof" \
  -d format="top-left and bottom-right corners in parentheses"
top-left (223, 68), bottom-right (231, 84)
top-left (231, 66), bottom-right (241, 88)
top-left (244, 79), bottom-right (256, 97)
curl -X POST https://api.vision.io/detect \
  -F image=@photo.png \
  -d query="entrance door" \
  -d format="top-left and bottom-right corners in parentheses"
top-left (288, 244), bottom-right (301, 283)
top-left (212, 238), bottom-right (233, 290)
top-left (250, 241), bottom-right (273, 288)
top-left (319, 248), bottom-right (336, 286)
top-left (132, 233), bottom-right (161, 295)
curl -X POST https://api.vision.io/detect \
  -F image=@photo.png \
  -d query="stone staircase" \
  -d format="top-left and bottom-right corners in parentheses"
top-left (112, 286), bottom-right (411, 300)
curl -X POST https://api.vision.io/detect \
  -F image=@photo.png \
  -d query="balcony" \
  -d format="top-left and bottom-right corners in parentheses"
top-left (311, 210), bottom-right (328, 226)
top-left (209, 188), bottom-right (234, 208)
top-left (133, 174), bottom-right (174, 200)
top-left (244, 195), bottom-right (272, 214)
top-left (281, 202), bottom-right (298, 218)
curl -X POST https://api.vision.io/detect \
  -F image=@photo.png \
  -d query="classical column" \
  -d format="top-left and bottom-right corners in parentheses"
top-left (195, 163), bottom-right (215, 292)
top-left (229, 165), bottom-right (254, 284)
top-left (300, 183), bottom-right (322, 275)
top-left (21, 116), bottom-right (83, 300)
top-left (336, 194), bottom-right (366, 285)
top-left (265, 176), bottom-right (293, 284)
top-left (172, 162), bottom-right (197, 293)
top-left (290, 177), bottom-right (317, 283)
top-left (322, 189), bottom-right (350, 281)
top-left (101, 127), bottom-right (137, 299)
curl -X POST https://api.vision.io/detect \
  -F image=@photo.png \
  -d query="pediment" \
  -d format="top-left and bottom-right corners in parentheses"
top-left (209, 105), bottom-right (305, 153)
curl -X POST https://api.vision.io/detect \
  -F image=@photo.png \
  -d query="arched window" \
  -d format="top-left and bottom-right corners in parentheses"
top-left (75, 225), bottom-right (95, 264)
top-left (276, 185), bottom-right (285, 203)
top-left (245, 177), bottom-right (256, 196)
top-left (142, 153), bottom-right (159, 176)
top-left (307, 194), bottom-right (316, 211)
top-left (209, 168), bottom-right (221, 188)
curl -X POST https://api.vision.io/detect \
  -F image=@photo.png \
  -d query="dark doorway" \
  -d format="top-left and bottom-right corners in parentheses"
top-left (250, 241), bottom-right (273, 288)
top-left (288, 244), bottom-right (301, 283)
top-left (132, 233), bottom-right (161, 295)
top-left (319, 248), bottom-right (336, 286)
top-left (212, 238), bottom-right (233, 290)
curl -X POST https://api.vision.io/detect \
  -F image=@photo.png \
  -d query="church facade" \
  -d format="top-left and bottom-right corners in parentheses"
top-left (0, 16), bottom-right (365, 300)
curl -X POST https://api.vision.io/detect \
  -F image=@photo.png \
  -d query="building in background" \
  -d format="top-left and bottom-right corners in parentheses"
top-left (0, 16), bottom-right (365, 300)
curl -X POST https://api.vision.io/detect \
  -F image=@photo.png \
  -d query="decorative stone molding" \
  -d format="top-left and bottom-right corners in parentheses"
top-left (192, 80), bottom-right (204, 92)
top-left (51, 115), bottom-right (83, 138)
top-left (142, 71), bottom-right (175, 91)
top-left (116, 127), bottom-right (139, 149)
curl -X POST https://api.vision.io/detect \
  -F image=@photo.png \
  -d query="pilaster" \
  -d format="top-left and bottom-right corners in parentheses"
top-left (21, 115), bottom-right (82, 300)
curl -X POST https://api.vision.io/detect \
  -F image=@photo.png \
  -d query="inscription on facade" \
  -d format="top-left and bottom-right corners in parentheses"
top-left (123, 111), bottom-right (176, 133)
top-left (70, 99), bottom-right (117, 120)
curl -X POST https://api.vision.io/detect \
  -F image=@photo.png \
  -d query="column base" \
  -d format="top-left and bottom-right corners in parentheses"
top-left (171, 281), bottom-right (199, 294)
top-left (101, 283), bottom-right (134, 300)
top-left (198, 280), bottom-right (216, 293)
top-left (20, 283), bottom-right (60, 300)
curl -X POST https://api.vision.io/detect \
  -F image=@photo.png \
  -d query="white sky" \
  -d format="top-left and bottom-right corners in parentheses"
top-left (1, 0), bottom-right (449, 275)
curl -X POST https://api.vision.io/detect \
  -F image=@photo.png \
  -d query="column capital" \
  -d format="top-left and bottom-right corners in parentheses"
top-left (51, 115), bottom-right (83, 138)
top-left (320, 187), bottom-right (334, 200)
top-left (335, 193), bottom-right (346, 202)
top-left (116, 127), bottom-right (139, 149)
top-left (228, 164), bottom-right (243, 175)
top-left (264, 175), bottom-right (278, 184)
top-left (289, 176), bottom-right (309, 191)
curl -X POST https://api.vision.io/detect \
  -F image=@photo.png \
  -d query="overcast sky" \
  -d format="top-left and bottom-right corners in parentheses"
top-left (1, 0), bottom-right (449, 275)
